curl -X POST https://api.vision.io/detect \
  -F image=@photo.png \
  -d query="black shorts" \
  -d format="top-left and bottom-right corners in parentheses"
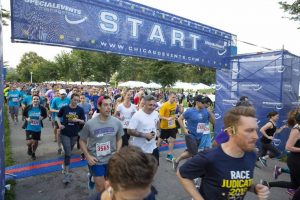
top-left (26, 130), bottom-right (41, 141)
top-left (160, 128), bottom-right (177, 139)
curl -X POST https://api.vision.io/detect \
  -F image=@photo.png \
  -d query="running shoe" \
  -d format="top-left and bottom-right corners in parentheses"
top-left (57, 148), bottom-right (62, 155)
top-left (61, 164), bottom-right (65, 174)
top-left (87, 173), bottom-right (95, 190)
top-left (165, 154), bottom-right (174, 162)
top-left (172, 159), bottom-right (179, 172)
top-left (273, 165), bottom-right (282, 180)
top-left (63, 173), bottom-right (71, 184)
top-left (259, 157), bottom-right (267, 167)
top-left (286, 188), bottom-right (296, 196)
top-left (80, 153), bottom-right (86, 161)
top-left (31, 153), bottom-right (36, 160)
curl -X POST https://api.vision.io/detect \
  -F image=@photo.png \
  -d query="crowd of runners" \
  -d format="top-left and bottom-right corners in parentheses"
top-left (4, 82), bottom-right (300, 200)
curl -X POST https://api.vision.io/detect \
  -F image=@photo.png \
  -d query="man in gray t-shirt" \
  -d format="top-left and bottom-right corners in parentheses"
top-left (79, 95), bottom-right (123, 192)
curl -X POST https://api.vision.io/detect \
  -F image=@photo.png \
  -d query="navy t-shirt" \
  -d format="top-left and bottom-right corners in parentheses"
top-left (57, 105), bottom-right (85, 137)
top-left (179, 146), bottom-right (256, 200)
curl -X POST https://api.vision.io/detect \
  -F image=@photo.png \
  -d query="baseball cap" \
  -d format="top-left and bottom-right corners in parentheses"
top-left (31, 88), bottom-right (38, 93)
top-left (59, 89), bottom-right (67, 95)
top-left (194, 95), bottom-right (206, 103)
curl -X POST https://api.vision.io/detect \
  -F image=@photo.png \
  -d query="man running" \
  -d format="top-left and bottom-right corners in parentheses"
top-left (177, 106), bottom-right (270, 200)
top-left (50, 89), bottom-right (70, 154)
top-left (7, 84), bottom-right (22, 124)
top-left (79, 95), bottom-right (123, 192)
top-left (157, 92), bottom-right (177, 161)
top-left (128, 95), bottom-right (160, 163)
top-left (173, 95), bottom-right (212, 170)
top-left (56, 93), bottom-right (85, 184)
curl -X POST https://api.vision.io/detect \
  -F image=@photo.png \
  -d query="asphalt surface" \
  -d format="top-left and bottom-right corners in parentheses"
top-left (7, 114), bottom-right (292, 200)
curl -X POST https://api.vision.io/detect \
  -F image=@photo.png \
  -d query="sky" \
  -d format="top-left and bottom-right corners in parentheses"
top-left (2, 0), bottom-right (300, 68)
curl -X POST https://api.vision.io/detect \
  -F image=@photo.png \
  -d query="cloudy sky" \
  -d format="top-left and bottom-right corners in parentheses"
top-left (2, 0), bottom-right (299, 68)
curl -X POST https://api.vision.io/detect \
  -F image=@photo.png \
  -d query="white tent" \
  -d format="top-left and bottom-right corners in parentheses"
top-left (193, 83), bottom-right (211, 90)
top-left (145, 82), bottom-right (162, 89)
top-left (172, 82), bottom-right (212, 91)
top-left (118, 81), bottom-right (147, 88)
top-left (172, 82), bottom-right (195, 90)
top-left (83, 81), bottom-right (108, 86)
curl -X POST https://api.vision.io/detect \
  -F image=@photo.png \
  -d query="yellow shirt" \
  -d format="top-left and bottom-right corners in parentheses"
top-left (159, 101), bottom-right (177, 129)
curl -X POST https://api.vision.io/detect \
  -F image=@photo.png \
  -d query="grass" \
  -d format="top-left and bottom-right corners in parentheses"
top-left (4, 105), bottom-right (16, 200)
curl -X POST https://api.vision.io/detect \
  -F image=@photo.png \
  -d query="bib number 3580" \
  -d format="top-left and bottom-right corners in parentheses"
top-left (96, 141), bottom-right (111, 157)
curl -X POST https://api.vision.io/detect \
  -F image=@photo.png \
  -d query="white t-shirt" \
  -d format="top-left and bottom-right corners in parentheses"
top-left (116, 103), bottom-right (137, 129)
top-left (128, 110), bottom-right (159, 153)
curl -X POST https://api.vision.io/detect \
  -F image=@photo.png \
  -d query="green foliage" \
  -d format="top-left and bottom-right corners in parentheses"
top-left (6, 68), bottom-right (21, 82)
top-left (279, 1), bottom-right (300, 27)
top-left (4, 105), bottom-right (16, 200)
top-left (16, 52), bottom-right (48, 82)
top-left (148, 61), bottom-right (181, 88)
top-left (1, 8), bottom-right (10, 26)
top-left (16, 49), bottom-right (216, 85)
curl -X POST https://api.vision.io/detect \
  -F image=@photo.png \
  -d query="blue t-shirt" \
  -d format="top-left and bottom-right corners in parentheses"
top-left (23, 105), bottom-right (47, 132)
top-left (179, 146), bottom-right (256, 200)
top-left (50, 97), bottom-right (70, 121)
top-left (57, 105), bottom-right (85, 137)
top-left (26, 107), bottom-right (43, 132)
top-left (8, 90), bottom-right (21, 107)
top-left (78, 102), bottom-right (91, 115)
top-left (90, 95), bottom-right (99, 110)
top-left (183, 108), bottom-right (210, 140)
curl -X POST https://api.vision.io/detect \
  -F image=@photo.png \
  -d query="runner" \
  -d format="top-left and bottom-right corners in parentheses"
top-left (79, 95), bottom-right (123, 192)
top-left (114, 89), bottom-right (137, 147)
top-left (258, 111), bottom-right (287, 167)
top-left (50, 89), bottom-right (70, 154)
top-left (7, 84), bottom-right (22, 124)
top-left (199, 96), bottom-right (215, 151)
top-left (56, 93), bottom-right (85, 184)
top-left (157, 92), bottom-right (177, 161)
top-left (177, 106), bottom-right (270, 200)
top-left (261, 109), bottom-right (300, 200)
top-left (78, 94), bottom-right (92, 122)
top-left (128, 95), bottom-right (160, 163)
top-left (172, 95), bottom-right (212, 170)
top-left (89, 146), bottom-right (158, 200)
top-left (22, 94), bottom-right (47, 160)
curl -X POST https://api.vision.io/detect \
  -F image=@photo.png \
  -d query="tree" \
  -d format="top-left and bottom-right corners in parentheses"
top-left (148, 61), bottom-right (181, 88)
top-left (16, 52), bottom-right (48, 82)
top-left (6, 67), bottom-right (21, 82)
top-left (279, 1), bottom-right (300, 27)
top-left (1, 8), bottom-right (10, 26)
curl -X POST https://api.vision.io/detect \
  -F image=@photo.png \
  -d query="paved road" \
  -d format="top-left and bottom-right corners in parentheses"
top-left (7, 115), bottom-right (292, 200)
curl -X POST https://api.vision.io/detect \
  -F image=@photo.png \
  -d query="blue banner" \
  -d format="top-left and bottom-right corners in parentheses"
top-left (215, 51), bottom-right (300, 151)
top-left (0, 8), bottom-right (4, 200)
top-left (11, 0), bottom-right (236, 68)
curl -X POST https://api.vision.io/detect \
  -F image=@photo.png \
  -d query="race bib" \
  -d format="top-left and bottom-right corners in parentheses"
top-left (168, 120), bottom-right (175, 127)
top-left (30, 119), bottom-right (39, 126)
top-left (12, 98), bottom-right (18, 102)
top-left (96, 141), bottom-right (111, 157)
top-left (196, 123), bottom-right (210, 134)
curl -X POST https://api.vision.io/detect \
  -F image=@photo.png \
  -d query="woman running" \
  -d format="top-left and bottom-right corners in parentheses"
top-left (258, 111), bottom-right (287, 167)
top-left (262, 108), bottom-right (300, 200)
top-left (23, 94), bottom-right (47, 160)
